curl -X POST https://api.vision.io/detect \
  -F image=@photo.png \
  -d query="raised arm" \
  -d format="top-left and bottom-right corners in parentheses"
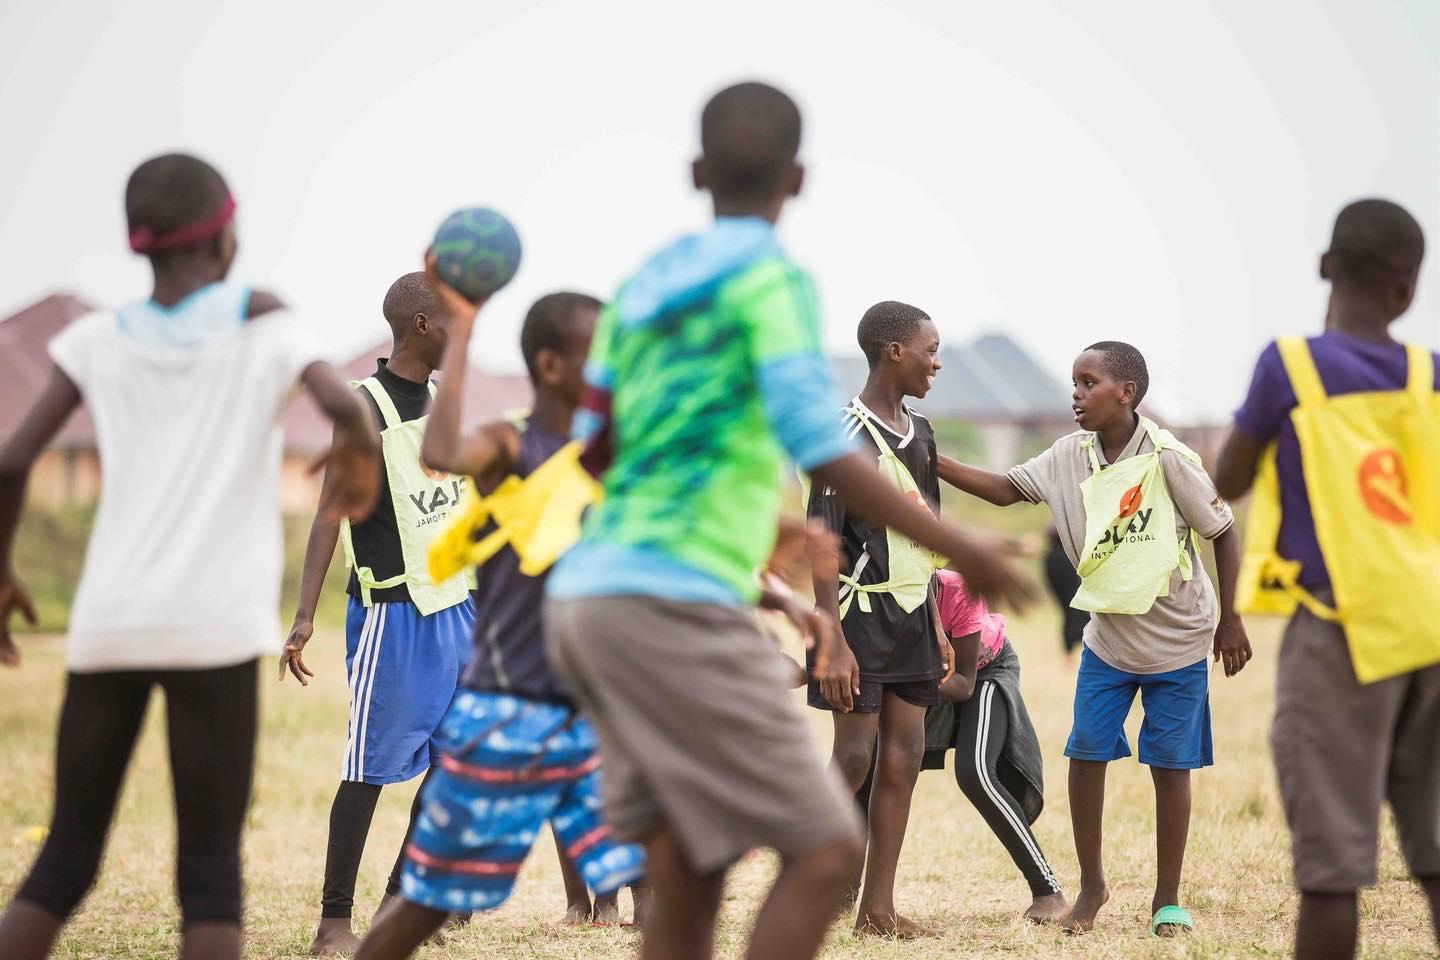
top-left (0, 365), bottom-right (81, 666)
top-left (936, 454), bottom-right (1025, 506)
top-left (414, 255), bottom-right (517, 484)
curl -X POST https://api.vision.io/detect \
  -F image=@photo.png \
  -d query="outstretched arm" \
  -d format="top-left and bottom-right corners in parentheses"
top-left (300, 361), bottom-right (381, 526)
top-left (0, 365), bottom-right (82, 666)
top-left (936, 454), bottom-right (1025, 506)
top-left (808, 453), bottom-right (1038, 611)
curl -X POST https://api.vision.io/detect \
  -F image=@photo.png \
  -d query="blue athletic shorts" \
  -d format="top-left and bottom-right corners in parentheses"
top-left (1065, 646), bottom-right (1213, 770)
top-left (342, 596), bottom-right (474, 785)
top-left (400, 690), bottom-right (646, 914)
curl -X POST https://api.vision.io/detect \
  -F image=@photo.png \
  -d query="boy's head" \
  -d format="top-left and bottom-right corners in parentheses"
top-left (382, 272), bottom-right (449, 370)
top-left (521, 292), bottom-right (601, 408)
top-left (125, 153), bottom-right (236, 274)
top-left (693, 82), bottom-right (803, 221)
top-left (1320, 199), bottom-right (1425, 321)
top-left (1072, 341), bottom-right (1148, 432)
top-left (857, 300), bottom-right (942, 399)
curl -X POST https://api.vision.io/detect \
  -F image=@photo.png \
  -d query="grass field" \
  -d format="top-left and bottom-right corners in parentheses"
top-left (2, 612), bottom-right (1437, 960)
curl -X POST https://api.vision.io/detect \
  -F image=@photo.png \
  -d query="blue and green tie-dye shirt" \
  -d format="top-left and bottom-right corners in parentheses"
top-left (547, 217), bottom-right (853, 605)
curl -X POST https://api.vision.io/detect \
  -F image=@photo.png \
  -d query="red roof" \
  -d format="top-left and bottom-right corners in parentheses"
top-left (0, 294), bottom-right (534, 456)
top-left (0, 293), bottom-right (100, 450)
top-left (281, 340), bottom-right (534, 455)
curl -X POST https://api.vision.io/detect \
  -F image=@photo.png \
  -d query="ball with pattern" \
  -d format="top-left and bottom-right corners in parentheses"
top-left (431, 208), bottom-right (522, 300)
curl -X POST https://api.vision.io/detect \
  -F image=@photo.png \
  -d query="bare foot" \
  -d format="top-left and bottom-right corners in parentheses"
top-left (592, 894), bottom-right (621, 925)
top-left (855, 912), bottom-right (941, 939)
top-left (562, 899), bottom-right (592, 925)
top-left (1060, 885), bottom-right (1110, 934)
top-left (1024, 892), bottom-right (1070, 924)
top-left (309, 919), bottom-right (361, 956)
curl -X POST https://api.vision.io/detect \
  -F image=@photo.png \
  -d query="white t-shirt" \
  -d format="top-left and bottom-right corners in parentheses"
top-left (47, 283), bottom-right (325, 671)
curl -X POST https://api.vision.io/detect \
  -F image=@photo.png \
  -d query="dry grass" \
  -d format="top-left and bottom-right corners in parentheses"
top-left (1, 615), bottom-right (1435, 959)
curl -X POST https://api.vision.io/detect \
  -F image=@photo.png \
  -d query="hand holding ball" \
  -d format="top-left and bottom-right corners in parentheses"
top-left (430, 208), bottom-right (522, 302)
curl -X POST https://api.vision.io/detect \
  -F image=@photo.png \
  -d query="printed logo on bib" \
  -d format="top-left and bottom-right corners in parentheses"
top-left (1358, 448), bottom-right (1412, 525)
top-left (1092, 486), bottom-right (1156, 559)
top-left (408, 478), bottom-right (466, 527)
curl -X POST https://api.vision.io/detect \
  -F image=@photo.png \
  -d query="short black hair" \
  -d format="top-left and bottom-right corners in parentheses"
top-left (124, 153), bottom-right (229, 252)
top-left (1328, 198), bottom-right (1425, 292)
top-left (857, 300), bottom-right (931, 366)
top-left (521, 292), bottom-right (601, 382)
top-left (382, 272), bottom-right (442, 339)
top-left (700, 82), bottom-right (802, 204)
top-left (1084, 341), bottom-right (1149, 407)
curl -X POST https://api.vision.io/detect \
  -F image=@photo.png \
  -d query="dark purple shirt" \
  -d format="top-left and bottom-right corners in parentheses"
top-left (1233, 331), bottom-right (1440, 588)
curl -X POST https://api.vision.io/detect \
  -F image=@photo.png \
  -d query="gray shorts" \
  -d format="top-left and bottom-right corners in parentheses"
top-left (1271, 602), bottom-right (1440, 892)
top-left (544, 595), bottom-right (861, 875)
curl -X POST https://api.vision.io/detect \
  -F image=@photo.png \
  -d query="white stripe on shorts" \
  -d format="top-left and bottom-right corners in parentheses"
top-left (353, 604), bottom-right (388, 782)
top-left (343, 604), bottom-right (381, 781)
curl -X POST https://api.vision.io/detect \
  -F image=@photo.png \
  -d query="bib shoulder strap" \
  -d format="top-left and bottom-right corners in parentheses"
top-left (1079, 434), bottom-right (1103, 474)
top-left (1276, 337), bottom-right (1327, 408)
top-left (1141, 417), bottom-right (1202, 466)
top-left (845, 402), bottom-right (892, 453)
top-left (1406, 343), bottom-right (1434, 397)
top-left (356, 377), bottom-right (402, 430)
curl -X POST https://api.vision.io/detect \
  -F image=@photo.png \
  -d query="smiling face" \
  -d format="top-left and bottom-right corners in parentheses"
top-left (893, 317), bottom-right (942, 399)
top-left (1071, 349), bottom-right (1136, 432)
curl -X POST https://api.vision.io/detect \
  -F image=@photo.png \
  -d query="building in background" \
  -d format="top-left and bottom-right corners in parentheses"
top-left (2, 294), bottom-right (533, 512)
top-left (832, 333), bottom-right (1078, 470)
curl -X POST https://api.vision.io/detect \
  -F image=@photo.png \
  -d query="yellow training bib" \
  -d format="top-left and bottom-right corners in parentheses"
top-left (1237, 337), bottom-right (1440, 683)
top-left (1070, 417), bottom-right (1202, 616)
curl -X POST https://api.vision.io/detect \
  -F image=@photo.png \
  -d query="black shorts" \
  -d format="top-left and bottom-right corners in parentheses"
top-left (807, 676), bottom-right (939, 714)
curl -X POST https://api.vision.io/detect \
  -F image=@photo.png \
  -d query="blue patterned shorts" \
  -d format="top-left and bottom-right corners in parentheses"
top-left (400, 689), bottom-right (646, 914)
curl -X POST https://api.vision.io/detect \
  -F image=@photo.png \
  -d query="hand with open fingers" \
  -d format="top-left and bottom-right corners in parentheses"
top-left (423, 248), bottom-right (490, 325)
top-left (280, 617), bottom-right (316, 685)
top-left (1213, 615), bottom-right (1253, 678)
top-left (0, 573), bottom-right (37, 668)
top-left (313, 425), bottom-right (381, 525)
top-left (952, 540), bottom-right (1041, 613)
top-left (814, 622), bottom-right (860, 713)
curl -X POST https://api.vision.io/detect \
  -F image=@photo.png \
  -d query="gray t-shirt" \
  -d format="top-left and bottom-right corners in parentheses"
top-left (1006, 422), bottom-right (1234, 674)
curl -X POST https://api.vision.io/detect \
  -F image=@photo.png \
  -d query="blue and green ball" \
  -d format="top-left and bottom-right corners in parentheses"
top-left (432, 207), bottom-right (522, 300)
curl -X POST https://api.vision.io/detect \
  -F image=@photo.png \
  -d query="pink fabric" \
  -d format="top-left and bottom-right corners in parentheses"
top-left (935, 569), bottom-right (1006, 670)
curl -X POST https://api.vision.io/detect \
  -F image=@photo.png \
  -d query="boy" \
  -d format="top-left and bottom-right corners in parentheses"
top-left (924, 569), bottom-right (1067, 922)
top-left (938, 340), bottom-right (1250, 937)
top-left (1213, 199), bottom-right (1440, 959)
top-left (539, 81), bottom-right (1036, 960)
top-left (278, 272), bottom-right (476, 955)
top-left (807, 300), bottom-right (952, 937)
top-left (0, 153), bottom-right (379, 960)
top-left (353, 291), bottom-right (647, 958)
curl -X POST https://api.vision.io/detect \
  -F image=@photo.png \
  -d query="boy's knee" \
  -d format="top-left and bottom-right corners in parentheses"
top-left (953, 756), bottom-right (986, 799)
top-left (177, 851), bottom-right (242, 926)
top-left (832, 740), bottom-right (876, 791)
top-left (876, 734), bottom-right (924, 784)
top-left (15, 829), bottom-right (107, 919)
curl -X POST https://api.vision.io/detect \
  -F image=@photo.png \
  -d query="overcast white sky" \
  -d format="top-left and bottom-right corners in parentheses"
top-left (1, 0), bottom-right (1435, 421)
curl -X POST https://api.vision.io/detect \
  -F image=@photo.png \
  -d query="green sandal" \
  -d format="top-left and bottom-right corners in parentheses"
top-left (1149, 905), bottom-right (1194, 937)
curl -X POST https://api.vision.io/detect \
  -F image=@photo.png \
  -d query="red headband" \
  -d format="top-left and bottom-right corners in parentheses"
top-left (129, 194), bottom-right (237, 254)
